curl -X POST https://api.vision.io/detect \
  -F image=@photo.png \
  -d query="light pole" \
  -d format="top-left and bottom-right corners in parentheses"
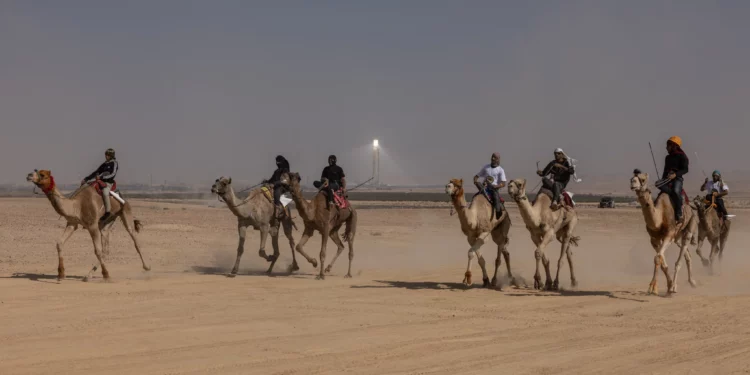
top-left (372, 139), bottom-right (380, 186)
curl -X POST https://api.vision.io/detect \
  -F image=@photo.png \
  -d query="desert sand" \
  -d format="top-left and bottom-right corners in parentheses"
top-left (1, 198), bottom-right (750, 375)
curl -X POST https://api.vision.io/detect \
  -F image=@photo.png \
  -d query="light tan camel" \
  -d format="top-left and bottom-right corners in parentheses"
top-left (211, 177), bottom-right (306, 275)
top-left (691, 195), bottom-right (731, 272)
top-left (444, 178), bottom-right (514, 289)
top-left (26, 169), bottom-right (150, 281)
top-left (507, 179), bottom-right (580, 290)
top-left (629, 172), bottom-right (698, 294)
top-left (283, 172), bottom-right (357, 280)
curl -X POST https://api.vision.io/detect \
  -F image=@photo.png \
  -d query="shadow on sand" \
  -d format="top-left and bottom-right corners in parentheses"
top-left (351, 280), bottom-right (648, 302)
top-left (189, 265), bottom-right (316, 279)
top-left (0, 272), bottom-right (86, 284)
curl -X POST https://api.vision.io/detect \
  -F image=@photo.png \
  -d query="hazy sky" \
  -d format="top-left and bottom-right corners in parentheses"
top-left (2, 1), bottom-right (749, 187)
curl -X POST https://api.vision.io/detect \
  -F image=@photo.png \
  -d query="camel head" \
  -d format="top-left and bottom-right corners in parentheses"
top-left (27, 169), bottom-right (56, 194)
top-left (444, 178), bottom-right (463, 196)
top-left (507, 178), bottom-right (527, 201)
top-left (692, 195), bottom-right (709, 214)
top-left (285, 172), bottom-right (302, 192)
top-left (211, 176), bottom-right (232, 197)
top-left (630, 169), bottom-right (649, 193)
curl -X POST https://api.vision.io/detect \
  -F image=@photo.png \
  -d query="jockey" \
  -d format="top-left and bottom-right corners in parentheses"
top-left (263, 155), bottom-right (290, 218)
top-left (319, 155), bottom-right (346, 209)
top-left (473, 152), bottom-right (506, 219)
top-left (81, 148), bottom-right (118, 222)
top-left (701, 170), bottom-right (729, 222)
top-left (659, 136), bottom-right (689, 223)
top-left (537, 148), bottom-right (576, 209)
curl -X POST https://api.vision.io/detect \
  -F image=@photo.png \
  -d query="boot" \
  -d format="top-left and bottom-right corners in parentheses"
top-left (100, 212), bottom-right (111, 222)
top-left (275, 204), bottom-right (285, 219)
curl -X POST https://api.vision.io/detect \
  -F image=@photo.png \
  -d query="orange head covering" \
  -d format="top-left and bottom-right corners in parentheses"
top-left (668, 136), bottom-right (682, 147)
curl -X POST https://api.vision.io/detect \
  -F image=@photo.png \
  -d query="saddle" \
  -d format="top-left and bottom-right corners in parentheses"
top-left (331, 188), bottom-right (350, 210)
top-left (90, 180), bottom-right (117, 196)
top-left (535, 187), bottom-right (574, 207)
top-left (260, 185), bottom-right (274, 202)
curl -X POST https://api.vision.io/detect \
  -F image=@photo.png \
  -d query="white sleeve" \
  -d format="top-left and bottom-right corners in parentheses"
top-left (499, 168), bottom-right (507, 182)
top-left (722, 183), bottom-right (729, 191)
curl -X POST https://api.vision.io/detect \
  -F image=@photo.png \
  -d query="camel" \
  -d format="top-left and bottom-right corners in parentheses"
top-left (444, 179), bottom-right (514, 289)
top-left (26, 169), bottom-right (150, 281)
top-left (283, 172), bottom-right (357, 280)
top-left (210, 177), bottom-right (305, 275)
top-left (629, 171), bottom-right (698, 294)
top-left (507, 179), bottom-right (580, 290)
top-left (691, 195), bottom-right (731, 272)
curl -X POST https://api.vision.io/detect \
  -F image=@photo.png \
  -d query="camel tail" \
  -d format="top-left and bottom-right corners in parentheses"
top-left (134, 219), bottom-right (143, 233)
top-left (343, 209), bottom-right (357, 242)
top-left (569, 235), bottom-right (581, 247)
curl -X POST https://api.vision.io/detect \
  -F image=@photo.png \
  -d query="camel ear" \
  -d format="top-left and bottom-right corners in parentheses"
top-left (458, 179), bottom-right (463, 184)
top-left (520, 178), bottom-right (526, 190)
top-left (228, 177), bottom-right (232, 184)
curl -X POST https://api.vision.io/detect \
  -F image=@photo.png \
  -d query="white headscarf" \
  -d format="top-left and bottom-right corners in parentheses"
top-left (555, 148), bottom-right (582, 183)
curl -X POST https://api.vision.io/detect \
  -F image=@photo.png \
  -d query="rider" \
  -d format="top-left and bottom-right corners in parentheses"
top-left (263, 155), bottom-right (290, 217)
top-left (319, 155), bottom-right (346, 209)
top-left (660, 136), bottom-right (689, 223)
top-left (473, 152), bottom-right (506, 219)
top-left (81, 148), bottom-right (118, 222)
top-left (537, 148), bottom-right (575, 209)
top-left (701, 170), bottom-right (729, 221)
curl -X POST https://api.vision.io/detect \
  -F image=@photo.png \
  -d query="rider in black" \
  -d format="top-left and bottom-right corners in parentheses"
top-left (264, 155), bottom-right (290, 217)
top-left (537, 148), bottom-right (575, 208)
top-left (319, 155), bottom-right (346, 209)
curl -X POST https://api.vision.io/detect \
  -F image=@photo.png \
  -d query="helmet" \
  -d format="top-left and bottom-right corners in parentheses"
top-left (105, 148), bottom-right (116, 158)
top-left (667, 136), bottom-right (682, 147)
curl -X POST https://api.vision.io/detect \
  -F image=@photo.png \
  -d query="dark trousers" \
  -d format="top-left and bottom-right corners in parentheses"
top-left (272, 181), bottom-right (284, 205)
top-left (659, 178), bottom-right (683, 220)
top-left (487, 187), bottom-right (503, 218)
top-left (706, 194), bottom-right (728, 218)
top-left (542, 178), bottom-right (565, 204)
top-left (326, 181), bottom-right (341, 204)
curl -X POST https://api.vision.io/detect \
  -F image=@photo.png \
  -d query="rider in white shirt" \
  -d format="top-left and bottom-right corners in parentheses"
top-left (473, 152), bottom-right (507, 219)
top-left (701, 170), bottom-right (729, 220)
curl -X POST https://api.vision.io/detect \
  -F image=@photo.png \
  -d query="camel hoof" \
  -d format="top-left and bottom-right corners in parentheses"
top-left (291, 263), bottom-right (300, 272)
top-left (482, 277), bottom-right (490, 288)
top-left (226, 273), bottom-right (237, 278)
top-left (81, 277), bottom-right (87, 283)
top-left (311, 259), bottom-right (318, 268)
top-left (344, 274), bottom-right (352, 279)
top-left (533, 279), bottom-right (542, 290)
top-left (545, 280), bottom-right (553, 291)
top-left (143, 265), bottom-right (151, 272)
top-left (325, 265), bottom-right (333, 273)
top-left (463, 271), bottom-right (472, 286)
top-left (490, 277), bottom-right (498, 288)
top-left (571, 279), bottom-right (578, 288)
top-left (689, 279), bottom-right (698, 288)
top-left (552, 280), bottom-right (559, 291)
top-left (316, 275), bottom-right (325, 280)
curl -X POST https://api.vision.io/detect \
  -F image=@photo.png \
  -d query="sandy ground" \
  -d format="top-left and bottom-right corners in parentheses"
top-left (1, 198), bottom-right (750, 375)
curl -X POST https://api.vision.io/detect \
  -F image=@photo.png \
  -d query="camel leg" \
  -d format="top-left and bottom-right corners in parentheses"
top-left (534, 232), bottom-right (555, 290)
top-left (648, 238), bottom-right (672, 295)
top-left (86, 221), bottom-right (116, 280)
top-left (718, 228), bottom-right (729, 262)
top-left (708, 240), bottom-right (720, 274)
top-left (681, 238), bottom-right (698, 288)
top-left (282, 218), bottom-right (299, 272)
top-left (317, 225), bottom-right (330, 280)
top-left (55, 224), bottom-right (77, 281)
top-left (565, 239), bottom-right (577, 288)
top-left (87, 228), bottom-right (109, 280)
top-left (229, 223), bottom-right (248, 277)
top-left (671, 241), bottom-right (687, 293)
top-left (120, 211), bottom-right (150, 272)
top-left (490, 229), bottom-right (510, 289)
top-left (266, 226), bottom-right (281, 274)
top-left (324, 225), bottom-right (346, 274)
top-left (295, 226), bottom-right (318, 268)
top-left (694, 234), bottom-right (710, 267)
top-left (257, 225), bottom-right (271, 262)
top-left (553, 237), bottom-right (572, 291)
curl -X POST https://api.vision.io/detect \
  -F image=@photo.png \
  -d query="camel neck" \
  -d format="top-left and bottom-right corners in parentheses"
top-left (289, 185), bottom-right (315, 222)
top-left (636, 190), bottom-right (661, 230)
top-left (46, 188), bottom-right (75, 218)
top-left (222, 186), bottom-right (250, 218)
top-left (515, 195), bottom-right (540, 228)
top-left (451, 190), bottom-right (473, 228)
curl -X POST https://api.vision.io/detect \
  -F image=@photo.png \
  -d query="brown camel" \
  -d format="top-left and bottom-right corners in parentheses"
top-left (26, 169), bottom-right (150, 281)
top-left (283, 172), bottom-right (357, 279)
top-left (691, 195), bottom-right (731, 272)
top-left (507, 179), bottom-right (580, 290)
top-left (630, 172), bottom-right (698, 294)
top-left (211, 177), bottom-right (307, 275)
top-left (444, 179), bottom-right (514, 289)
